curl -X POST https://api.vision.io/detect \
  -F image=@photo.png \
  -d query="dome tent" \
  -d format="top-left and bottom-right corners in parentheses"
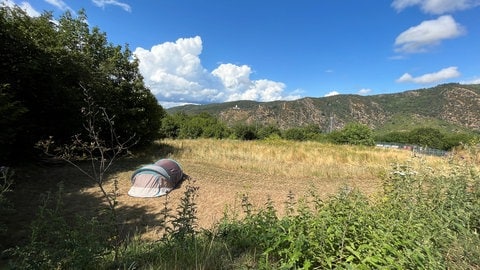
top-left (128, 159), bottom-right (183, 198)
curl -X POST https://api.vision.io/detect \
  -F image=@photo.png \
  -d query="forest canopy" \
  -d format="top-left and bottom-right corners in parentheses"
top-left (0, 6), bottom-right (165, 164)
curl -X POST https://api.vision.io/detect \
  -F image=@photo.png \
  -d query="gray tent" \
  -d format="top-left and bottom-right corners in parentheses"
top-left (128, 159), bottom-right (183, 198)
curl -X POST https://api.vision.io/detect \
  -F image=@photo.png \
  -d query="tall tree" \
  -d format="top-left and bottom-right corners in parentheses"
top-left (0, 6), bottom-right (164, 164)
top-left (0, 7), bottom-right (83, 162)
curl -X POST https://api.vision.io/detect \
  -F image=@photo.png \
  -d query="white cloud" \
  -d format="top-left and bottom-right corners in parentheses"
top-left (325, 91), bottom-right (340, 97)
top-left (159, 101), bottom-right (200, 108)
top-left (212, 63), bottom-right (252, 91)
top-left (396, 66), bottom-right (460, 84)
top-left (134, 36), bottom-right (300, 108)
top-left (358, 88), bottom-right (372, 95)
top-left (1, 0), bottom-right (40, 16)
top-left (92, 0), bottom-right (131, 12)
top-left (392, 0), bottom-right (480, 14)
top-left (394, 15), bottom-right (465, 53)
top-left (45, 0), bottom-right (71, 11)
top-left (19, 1), bottom-right (39, 16)
top-left (460, 77), bottom-right (480, 84)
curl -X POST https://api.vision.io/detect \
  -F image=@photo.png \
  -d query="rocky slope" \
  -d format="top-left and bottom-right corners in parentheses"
top-left (168, 83), bottom-right (480, 132)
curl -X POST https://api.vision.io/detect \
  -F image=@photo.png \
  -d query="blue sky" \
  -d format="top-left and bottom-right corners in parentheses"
top-left (3, 0), bottom-right (480, 108)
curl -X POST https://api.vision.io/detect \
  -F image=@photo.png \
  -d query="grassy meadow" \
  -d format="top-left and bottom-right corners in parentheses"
top-left (153, 139), bottom-right (445, 226)
top-left (108, 139), bottom-right (447, 232)
top-left (3, 139), bottom-right (480, 269)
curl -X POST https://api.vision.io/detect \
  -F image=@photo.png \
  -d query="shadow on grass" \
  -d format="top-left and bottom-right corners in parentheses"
top-left (2, 140), bottom-right (184, 254)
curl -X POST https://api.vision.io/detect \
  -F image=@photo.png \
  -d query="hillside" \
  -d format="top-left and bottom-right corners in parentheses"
top-left (167, 83), bottom-right (480, 133)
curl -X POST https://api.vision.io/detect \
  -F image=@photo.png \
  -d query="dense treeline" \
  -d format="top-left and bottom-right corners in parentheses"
top-left (0, 6), bottom-right (165, 164)
top-left (160, 112), bottom-right (478, 150)
top-left (159, 112), bottom-right (376, 145)
top-left (375, 127), bottom-right (478, 151)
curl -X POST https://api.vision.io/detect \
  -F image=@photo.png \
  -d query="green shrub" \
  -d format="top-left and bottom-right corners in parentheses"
top-left (329, 122), bottom-right (375, 146)
top-left (407, 127), bottom-right (445, 149)
top-left (258, 124), bottom-right (282, 140)
top-left (231, 124), bottom-right (258, 140)
top-left (376, 128), bottom-right (478, 151)
top-left (282, 127), bottom-right (307, 141)
top-left (0, 166), bottom-right (14, 250)
top-left (9, 184), bottom-right (110, 269)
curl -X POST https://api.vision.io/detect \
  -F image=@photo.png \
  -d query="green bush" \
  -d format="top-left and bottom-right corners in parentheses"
top-left (231, 124), bottom-right (258, 140)
top-left (0, 166), bottom-right (14, 250)
top-left (376, 128), bottom-right (478, 151)
top-left (161, 112), bottom-right (231, 139)
top-left (329, 122), bottom-right (375, 146)
top-left (407, 127), bottom-right (445, 149)
top-left (160, 113), bottom-right (183, 138)
top-left (258, 124), bottom-right (282, 140)
top-left (282, 127), bottom-right (307, 141)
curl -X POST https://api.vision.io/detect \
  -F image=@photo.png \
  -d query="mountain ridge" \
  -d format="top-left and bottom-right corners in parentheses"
top-left (167, 83), bottom-right (480, 133)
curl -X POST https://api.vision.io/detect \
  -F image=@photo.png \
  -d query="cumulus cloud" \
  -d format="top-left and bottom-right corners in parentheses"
top-left (325, 91), bottom-right (340, 97)
top-left (358, 88), bottom-right (372, 95)
top-left (394, 15), bottom-right (464, 53)
top-left (211, 64), bottom-right (252, 91)
top-left (392, 0), bottom-right (480, 14)
top-left (134, 36), bottom-right (300, 108)
top-left (92, 0), bottom-right (131, 12)
top-left (396, 66), bottom-right (460, 84)
top-left (1, 0), bottom-right (40, 16)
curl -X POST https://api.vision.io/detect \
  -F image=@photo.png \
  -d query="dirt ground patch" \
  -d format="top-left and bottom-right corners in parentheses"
top-left (105, 159), bottom-right (383, 240)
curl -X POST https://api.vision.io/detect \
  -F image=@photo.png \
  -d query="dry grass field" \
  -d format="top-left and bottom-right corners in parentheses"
top-left (6, 139), bottom-right (452, 246)
top-left (88, 139), bottom-right (450, 238)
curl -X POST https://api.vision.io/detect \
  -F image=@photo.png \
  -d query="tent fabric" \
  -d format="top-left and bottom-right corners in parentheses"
top-left (128, 159), bottom-right (183, 198)
top-left (132, 165), bottom-right (170, 180)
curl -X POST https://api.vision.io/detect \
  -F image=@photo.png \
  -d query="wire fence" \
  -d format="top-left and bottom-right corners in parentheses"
top-left (375, 142), bottom-right (449, 157)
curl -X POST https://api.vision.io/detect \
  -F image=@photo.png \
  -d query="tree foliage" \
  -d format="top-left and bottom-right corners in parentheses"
top-left (282, 124), bottom-right (324, 141)
top-left (158, 112), bottom-right (477, 151)
top-left (282, 127), bottom-right (307, 141)
top-left (160, 112), bottom-right (230, 139)
top-left (257, 124), bottom-right (281, 140)
top-left (231, 123), bottom-right (258, 140)
top-left (0, 6), bottom-right (164, 164)
top-left (376, 127), bottom-right (478, 150)
top-left (329, 123), bottom-right (375, 146)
